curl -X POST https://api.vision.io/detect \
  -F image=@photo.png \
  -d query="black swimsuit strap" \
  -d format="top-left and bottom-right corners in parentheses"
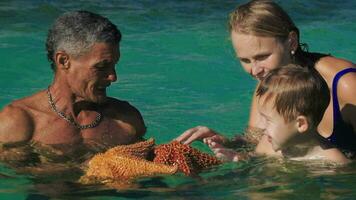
top-left (328, 67), bottom-right (356, 143)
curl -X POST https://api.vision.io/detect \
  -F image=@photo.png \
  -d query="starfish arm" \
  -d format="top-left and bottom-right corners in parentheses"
top-left (105, 138), bottom-right (155, 159)
top-left (191, 148), bottom-right (222, 169)
top-left (80, 153), bottom-right (177, 185)
top-left (153, 141), bottom-right (221, 175)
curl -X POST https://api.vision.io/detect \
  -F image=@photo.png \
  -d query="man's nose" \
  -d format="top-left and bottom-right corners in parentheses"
top-left (107, 68), bottom-right (117, 82)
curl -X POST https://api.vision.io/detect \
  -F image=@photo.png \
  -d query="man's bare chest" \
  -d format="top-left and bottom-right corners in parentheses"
top-left (32, 117), bottom-right (138, 146)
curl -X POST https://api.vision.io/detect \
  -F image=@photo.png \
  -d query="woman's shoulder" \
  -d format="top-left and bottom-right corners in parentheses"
top-left (317, 56), bottom-right (355, 106)
top-left (314, 56), bottom-right (355, 85)
top-left (317, 56), bottom-right (354, 70)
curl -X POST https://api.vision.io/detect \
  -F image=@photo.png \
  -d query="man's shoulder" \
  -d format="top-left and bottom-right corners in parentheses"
top-left (1, 97), bottom-right (33, 117)
top-left (7, 90), bottom-right (44, 109)
top-left (102, 97), bottom-right (146, 137)
top-left (0, 102), bottom-right (34, 144)
top-left (103, 97), bottom-right (140, 113)
top-left (0, 91), bottom-right (43, 143)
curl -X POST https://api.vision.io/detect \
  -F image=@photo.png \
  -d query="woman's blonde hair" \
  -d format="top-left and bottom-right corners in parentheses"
top-left (228, 0), bottom-right (322, 67)
top-left (229, 0), bottom-right (298, 41)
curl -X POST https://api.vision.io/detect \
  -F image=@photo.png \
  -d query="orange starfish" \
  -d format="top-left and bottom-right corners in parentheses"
top-left (79, 139), bottom-right (177, 186)
top-left (79, 138), bottom-right (221, 187)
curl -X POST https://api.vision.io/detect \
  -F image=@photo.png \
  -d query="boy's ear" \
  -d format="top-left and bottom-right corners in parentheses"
top-left (296, 115), bottom-right (309, 133)
top-left (54, 51), bottom-right (70, 70)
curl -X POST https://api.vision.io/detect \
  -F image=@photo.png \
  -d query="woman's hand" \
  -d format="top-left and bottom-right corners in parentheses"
top-left (175, 126), bottom-right (221, 145)
top-left (175, 126), bottom-right (241, 162)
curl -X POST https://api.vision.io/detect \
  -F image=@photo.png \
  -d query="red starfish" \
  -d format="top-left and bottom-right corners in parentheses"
top-left (153, 141), bottom-right (221, 175)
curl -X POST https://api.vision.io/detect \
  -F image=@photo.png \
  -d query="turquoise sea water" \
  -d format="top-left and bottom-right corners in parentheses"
top-left (0, 0), bottom-right (355, 199)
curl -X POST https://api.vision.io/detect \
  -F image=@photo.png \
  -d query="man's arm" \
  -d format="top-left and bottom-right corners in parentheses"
top-left (0, 104), bottom-right (34, 165)
top-left (0, 104), bottom-right (34, 145)
top-left (125, 104), bottom-right (146, 139)
top-left (106, 98), bottom-right (146, 140)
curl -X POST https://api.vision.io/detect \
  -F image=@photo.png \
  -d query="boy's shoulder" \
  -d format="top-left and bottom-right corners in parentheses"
top-left (321, 147), bottom-right (350, 165)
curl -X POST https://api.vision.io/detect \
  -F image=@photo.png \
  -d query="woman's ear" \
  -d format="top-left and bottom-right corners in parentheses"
top-left (296, 115), bottom-right (309, 133)
top-left (54, 51), bottom-right (70, 70)
top-left (288, 31), bottom-right (299, 52)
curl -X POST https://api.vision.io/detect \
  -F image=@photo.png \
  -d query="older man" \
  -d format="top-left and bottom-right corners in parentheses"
top-left (0, 11), bottom-right (146, 165)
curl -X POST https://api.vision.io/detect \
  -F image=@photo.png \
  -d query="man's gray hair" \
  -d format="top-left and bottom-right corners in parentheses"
top-left (46, 10), bottom-right (121, 71)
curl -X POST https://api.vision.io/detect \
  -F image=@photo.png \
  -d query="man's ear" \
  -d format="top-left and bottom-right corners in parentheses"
top-left (296, 115), bottom-right (309, 133)
top-left (54, 51), bottom-right (70, 70)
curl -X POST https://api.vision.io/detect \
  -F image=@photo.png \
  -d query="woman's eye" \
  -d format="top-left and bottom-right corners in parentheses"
top-left (255, 55), bottom-right (269, 61)
top-left (240, 58), bottom-right (250, 64)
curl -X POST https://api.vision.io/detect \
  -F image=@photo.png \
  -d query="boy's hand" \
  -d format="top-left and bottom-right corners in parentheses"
top-left (204, 136), bottom-right (239, 162)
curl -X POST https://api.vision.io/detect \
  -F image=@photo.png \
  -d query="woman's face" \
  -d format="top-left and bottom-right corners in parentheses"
top-left (231, 31), bottom-right (292, 80)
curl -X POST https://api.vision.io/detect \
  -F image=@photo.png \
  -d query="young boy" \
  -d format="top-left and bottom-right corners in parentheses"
top-left (206, 64), bottom-right (349, 164)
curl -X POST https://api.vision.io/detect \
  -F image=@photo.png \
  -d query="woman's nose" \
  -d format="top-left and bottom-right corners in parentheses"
top-left (251, 64), bottom-right (264, 79)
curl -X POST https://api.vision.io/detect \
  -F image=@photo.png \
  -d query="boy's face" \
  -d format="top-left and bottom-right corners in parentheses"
top-left (257, 95), bottom-right (299, 152)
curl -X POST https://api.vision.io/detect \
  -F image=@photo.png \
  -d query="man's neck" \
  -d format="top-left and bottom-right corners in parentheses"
top-left (49, 80), bottom-right (76, 115)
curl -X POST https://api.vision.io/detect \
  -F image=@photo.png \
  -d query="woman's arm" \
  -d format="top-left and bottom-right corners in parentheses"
top-left (315, 57), bottom-right (355, 134)
top-left (174, 126), bottom-right (224, 144)
top-left (247, 86), bottom-right (262, 128)
top-left (335, 66), bottom-right (356, 133)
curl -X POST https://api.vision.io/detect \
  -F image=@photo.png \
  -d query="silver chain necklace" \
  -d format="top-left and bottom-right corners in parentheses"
top-left (47, 86), bottom-right (102, 130)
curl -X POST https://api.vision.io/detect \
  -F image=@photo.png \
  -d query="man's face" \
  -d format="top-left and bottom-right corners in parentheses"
top-left (257, 95), bottom-right (298, 152)
top-left (67, 42), bottom-right (120, 104)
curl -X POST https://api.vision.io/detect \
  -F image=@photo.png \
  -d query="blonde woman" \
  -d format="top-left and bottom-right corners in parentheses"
top-left (176, 0), bottom-right (355, 161)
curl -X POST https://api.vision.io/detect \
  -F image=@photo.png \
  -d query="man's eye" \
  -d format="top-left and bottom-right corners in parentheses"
top-left (95, 66), bottom-right (108, 72)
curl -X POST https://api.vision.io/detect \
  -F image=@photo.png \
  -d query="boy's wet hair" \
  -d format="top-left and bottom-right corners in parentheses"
top-left (256, 64), bottom-right (330, 125)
